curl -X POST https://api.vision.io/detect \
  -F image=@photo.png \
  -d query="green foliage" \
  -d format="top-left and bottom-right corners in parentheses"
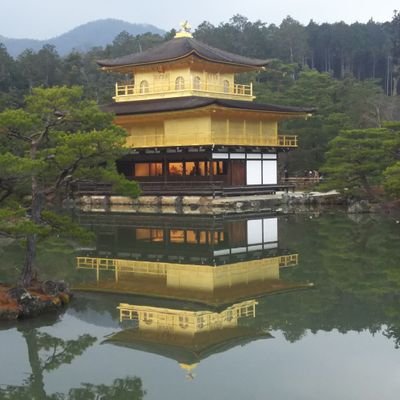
top-left (321, 128), bottom-right (398, 197)
top-left (0, 328), bottom-right (102, 400)
top-left (0, 208), bottom-right (51, 237)
top-left (41, 211), bottom-right (95, 244)
top-left (67, 377), bottom-right (146, 400)
top-left (36, 333), bottom-right (97, 372)
top-left (255, 68), bottom-right (390, 173)
top-left (383, 161), bottom-right (400, 197)
top-left (0, 85), bottom-right (139, 203)
top-left (263, 213), bottom-right (400, 345)
top-left (0, 86), bottom-right (140, 284)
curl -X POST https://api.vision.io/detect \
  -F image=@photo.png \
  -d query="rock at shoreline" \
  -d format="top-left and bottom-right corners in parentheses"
top-left (0, 281), bottom-right (72, 321)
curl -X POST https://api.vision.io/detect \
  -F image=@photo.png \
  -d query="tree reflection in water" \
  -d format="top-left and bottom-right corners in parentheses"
top-left (0, 320), bottom-right (145, 400)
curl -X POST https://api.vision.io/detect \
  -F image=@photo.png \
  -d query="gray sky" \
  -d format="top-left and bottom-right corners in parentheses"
top-left (2, 0), bottom-right (399, 39)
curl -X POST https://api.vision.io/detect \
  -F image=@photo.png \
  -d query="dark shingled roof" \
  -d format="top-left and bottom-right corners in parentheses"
top-left (102, 96), bottom-right (316, 116)
top-left (97, 37), bottom-right (270, 69)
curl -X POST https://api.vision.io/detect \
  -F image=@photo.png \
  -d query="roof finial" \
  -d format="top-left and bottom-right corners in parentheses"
top-left (175, 20), bottom-right (193, 38)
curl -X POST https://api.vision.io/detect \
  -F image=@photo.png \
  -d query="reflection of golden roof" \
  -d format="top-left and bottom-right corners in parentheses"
top-left (104, 325), bottom-right (272, 366)
top-left (104, 301), bottom-right (271, 369)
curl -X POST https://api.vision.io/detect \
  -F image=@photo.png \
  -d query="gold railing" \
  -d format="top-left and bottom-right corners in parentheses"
top-left (117, 300), bottom-right (257, 325)
top-left (115, 81), bottom-right (253, 99)
top-left (117, 83), bottom-right (135, 96)
top-left (279, 254), bottom-right (299, 268)
top-left (77, 254), bottom-right (298, 273)
top-left (77, 257), bottom-right (116, 270)
top-left (278, 135), bottom-right (298, 147)
top-left (76, 257), bottom-right (167, 276)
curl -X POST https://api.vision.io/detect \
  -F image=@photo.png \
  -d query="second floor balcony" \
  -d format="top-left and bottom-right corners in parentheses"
top-left (114, 80), bottom-right (254, 102)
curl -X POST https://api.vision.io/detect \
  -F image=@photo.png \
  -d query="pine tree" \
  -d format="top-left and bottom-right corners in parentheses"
top-left (0, 86), bottom-right (139, 287)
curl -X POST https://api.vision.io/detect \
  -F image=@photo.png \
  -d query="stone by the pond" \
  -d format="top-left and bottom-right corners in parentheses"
top-left (0, 281), bottom-right (72, 321)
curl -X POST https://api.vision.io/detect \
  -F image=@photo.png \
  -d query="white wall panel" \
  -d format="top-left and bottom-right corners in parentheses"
top-left (247, 153), bottom-right (262, 159)
top-left (230, 153), bottom-right (246, 159)
top-left (263, 218), bottom-right (278, 243)
top-left (212, 153), bottom-right (229, 159)
top-left (262, 160), bottom-right (277, 184)
top-left (247, 219), bottom-right (263, 245)
top-left (247, 160), bottom-right (262, 185)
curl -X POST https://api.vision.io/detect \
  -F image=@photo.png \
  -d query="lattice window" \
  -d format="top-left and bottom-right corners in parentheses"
top-left (193, 76), bottom-right (201, 90)
top-left (139, 80), bottom-right (149, 93)
top-left (175, 76), bottom-right (185, 90)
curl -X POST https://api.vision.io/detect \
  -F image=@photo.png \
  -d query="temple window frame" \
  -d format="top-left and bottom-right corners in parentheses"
top-left (193, 76), bottom-right (201, 90)
top-left (223, 79), bottom-right (230, 93)
top-left (175, 76), bottom-right (185, 90)
top-left (139, 80), bottom-right (149, 94)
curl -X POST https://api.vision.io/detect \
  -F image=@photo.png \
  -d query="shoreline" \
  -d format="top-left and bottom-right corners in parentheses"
top-left (75, 190), bottom-right (347, 215)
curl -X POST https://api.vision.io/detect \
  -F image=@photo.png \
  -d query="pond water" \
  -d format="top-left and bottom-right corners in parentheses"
top-left (1, 212), bottom-right (400, 399)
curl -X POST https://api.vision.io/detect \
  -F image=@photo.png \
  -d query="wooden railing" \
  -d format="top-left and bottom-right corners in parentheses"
top-left (73, 180), bottom-right (294, 197)
top-left (72, 181), bottom-right (113, 195)
top-left (282, 177), bottom-right (321, 190)
top-left (139, 180), bottom-right (224, 197)
top-left (115, 81), bottom-right (253, 100)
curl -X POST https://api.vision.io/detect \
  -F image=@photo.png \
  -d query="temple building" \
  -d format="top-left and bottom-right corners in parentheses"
top-left (98, 22), bottom-right (314, 196)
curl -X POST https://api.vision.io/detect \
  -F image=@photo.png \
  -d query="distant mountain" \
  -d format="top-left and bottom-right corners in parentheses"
top-left (0, 19), bottom-right (165, 57)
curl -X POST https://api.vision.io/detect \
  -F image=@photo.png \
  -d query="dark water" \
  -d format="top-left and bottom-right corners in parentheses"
top-left (1, 212), bottom-right (400, 399)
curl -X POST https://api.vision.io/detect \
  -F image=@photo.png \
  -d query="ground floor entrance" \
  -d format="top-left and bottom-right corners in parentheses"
top-left (112, 146), bottom-right (292, 196)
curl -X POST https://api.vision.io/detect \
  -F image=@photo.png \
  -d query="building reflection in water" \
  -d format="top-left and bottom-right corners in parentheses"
top-left (108, 299), bottom-right (269, 379)
top-left (76, 214), bottom-right (310, 377)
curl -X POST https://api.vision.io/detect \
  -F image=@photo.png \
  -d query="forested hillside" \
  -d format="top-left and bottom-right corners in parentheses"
top-left (1, 13), bottom-right (400, 197)
top-left (0, 19), bottom-right (165, 57)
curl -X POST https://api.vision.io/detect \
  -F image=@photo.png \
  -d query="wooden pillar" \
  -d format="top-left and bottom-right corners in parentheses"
top-left (163, 153), bottom-right (167, 183)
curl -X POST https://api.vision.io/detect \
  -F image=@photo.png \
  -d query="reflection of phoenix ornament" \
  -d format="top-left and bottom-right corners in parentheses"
top-left (180, 362), bottom-right (198, 380)
top-left (185, 372), bottom-right (196, 380)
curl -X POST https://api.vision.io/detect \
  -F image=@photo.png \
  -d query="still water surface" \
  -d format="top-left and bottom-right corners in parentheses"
top-left (0, 212), bottom-right (400, 399)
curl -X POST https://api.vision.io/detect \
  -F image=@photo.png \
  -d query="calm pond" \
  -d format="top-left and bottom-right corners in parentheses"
top-left (0, 211), bottom-right (400, 399)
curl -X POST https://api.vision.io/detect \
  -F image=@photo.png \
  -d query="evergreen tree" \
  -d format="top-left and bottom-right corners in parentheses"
top-left (0, 86), bottom-right (140, 287)
top-left (321, 127), bottom-right (398, 198)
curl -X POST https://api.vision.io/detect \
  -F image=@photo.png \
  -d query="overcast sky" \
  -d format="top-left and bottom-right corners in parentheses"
top-left (2, 0), bottom-right (399, 39)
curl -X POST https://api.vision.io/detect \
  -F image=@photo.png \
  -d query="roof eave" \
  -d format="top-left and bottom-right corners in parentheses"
top-left (97, 50), bottom-right (270, 72)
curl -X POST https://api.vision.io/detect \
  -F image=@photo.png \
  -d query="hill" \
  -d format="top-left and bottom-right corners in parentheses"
top-left (0, 19), bottom-right (165, 57)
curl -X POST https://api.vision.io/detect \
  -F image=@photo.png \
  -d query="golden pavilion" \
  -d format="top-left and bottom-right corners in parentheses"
top-left (97, 22), bottom-right (314, 196)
